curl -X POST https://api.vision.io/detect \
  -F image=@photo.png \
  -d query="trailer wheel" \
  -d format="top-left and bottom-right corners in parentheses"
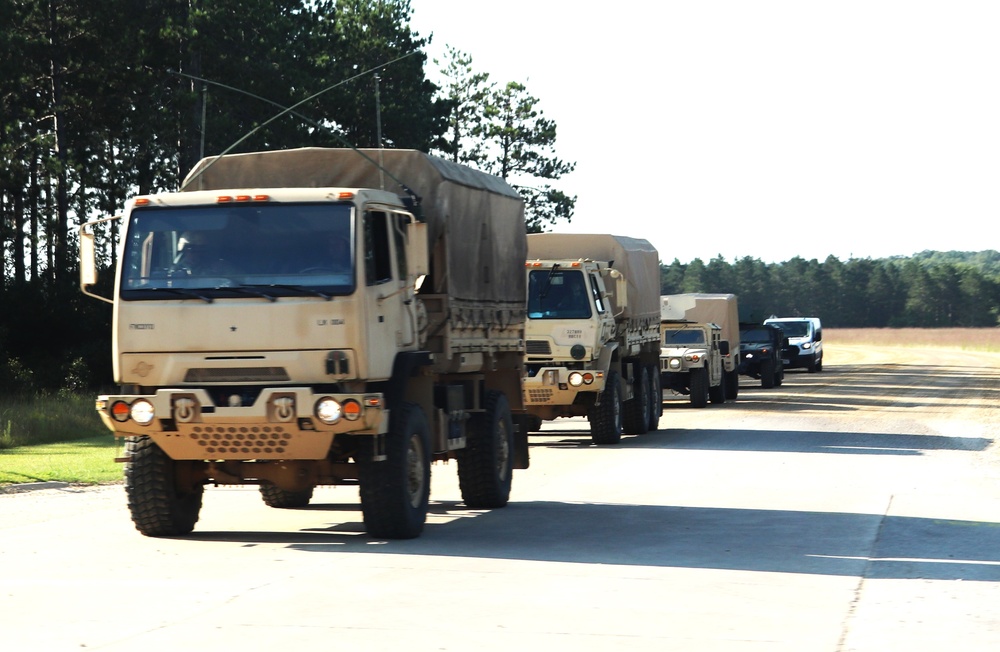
top-left (622, 364), bottom-right (650, 435)
top-left (709, 372), bottom-right (727, 404)
top-left (458, 390), bottom-right (514, 508)
top-left (761, 359), bottom-right (776, 388)
top-left (125, 436), bottom-right (203, 537)
top-left (259, 484), bottom-right (314, 508)
top-left (358, 402), bottom-right (431, 539)
top-left (646, 364), bottom-right (662, 431)
top-left (589, 371), bottom-right (623, 445)
top-left (689, 368), bottom-right (709, 408)
top-left (725, 369), bottom-right (739, 401)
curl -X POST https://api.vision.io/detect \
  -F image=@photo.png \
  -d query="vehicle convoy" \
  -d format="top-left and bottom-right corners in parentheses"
top-left (764, 316), bottom-right (823, 372)
top-left (79, 147), bottom-right (529, 540)
top-left (521, 234), bottom-right (661, 445)
top-left (738, 323), bottom-right (788, 388)
top-left (659, 293), bottom-right (740, 407)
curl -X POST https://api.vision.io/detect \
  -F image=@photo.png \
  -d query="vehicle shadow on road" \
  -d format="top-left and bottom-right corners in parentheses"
top-left (529, 428), bottom-right (992, 455)
top-left (264, 500), bottom-right (1000, 583)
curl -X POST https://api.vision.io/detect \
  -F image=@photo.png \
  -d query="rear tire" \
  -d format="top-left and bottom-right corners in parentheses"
top-left (125, 436), bottom-right (203, 537)
top-left (725, 369), bottom-right (739, 400)
top-left (457, 390), bottom-right (514, 509)
top-left (622, 364), bottom-right (650, 435)
top-left (358, 402), bottom-right (431, 539)
top-left (689, 368), bottom-right (709, 408)
top-left (646, 364), bottom-right (661, 431)
top-left (589, 371), bottom-right (623, 445)
top-left (260, 484), bottom-right (314, 508)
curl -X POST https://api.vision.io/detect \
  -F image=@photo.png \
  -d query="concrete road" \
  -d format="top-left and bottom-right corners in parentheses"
top-left (2, 345), bottom-right (1000, 651)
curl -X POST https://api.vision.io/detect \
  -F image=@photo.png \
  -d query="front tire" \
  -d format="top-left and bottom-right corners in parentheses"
top-left (125, 436), bottom-right (203, 537)
top-left (761, 359), bottom-right (776, 389)
top-left (457, 390), bottom-right (514, 509)
top-left (689, 368), bottom-right (709, 408)
top-left (358, 402), bottom-right (431, 539)
top-left (589, 371), bottom-right (623, 445)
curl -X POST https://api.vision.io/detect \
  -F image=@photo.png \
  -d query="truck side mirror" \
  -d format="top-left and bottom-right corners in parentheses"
top-left (78, 217), bottom-right (117, 304)
top-left (602, 268), bottom-right (628, 314)
top-left (782, 337), bottom-right (790, 348)
top-left (406, 221), bottom-right (429, 278)
top-left (719, 341), bottom-right (730, 355)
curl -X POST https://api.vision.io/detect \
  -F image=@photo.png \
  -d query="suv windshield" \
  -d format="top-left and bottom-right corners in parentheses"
top-left (120, 202), bottom-right (354, 299)
top-left (771, 321), bottom-right (809, 337)
top-left (740, 328), bottom-right (774, 344)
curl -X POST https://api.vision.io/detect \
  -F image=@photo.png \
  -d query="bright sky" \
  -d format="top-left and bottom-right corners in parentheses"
top-left (409, 0), bottom-right (1000, 264)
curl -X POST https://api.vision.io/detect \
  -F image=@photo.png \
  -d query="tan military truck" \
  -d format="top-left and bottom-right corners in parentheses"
top-left (521, 234), bottom-right (662, 445)
top-left (659, 293), bottom-right (740, 407)
top-left (79, 148), bottom-right (528, 539)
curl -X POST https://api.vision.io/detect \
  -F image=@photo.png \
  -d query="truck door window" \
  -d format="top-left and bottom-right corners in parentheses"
top-left (588, 273), bottom-right (606, 313)
top-left (364, 210), bottom-right (393, 286)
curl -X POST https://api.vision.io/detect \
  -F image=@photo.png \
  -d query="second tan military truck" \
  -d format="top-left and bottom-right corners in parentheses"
top-left (521, 234), bottom-right (662, 444)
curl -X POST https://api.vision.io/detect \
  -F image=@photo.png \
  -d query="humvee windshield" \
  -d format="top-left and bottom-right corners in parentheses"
top-left (740, 328), bottom-right (774, 344)
top-left (664, 329), bottom-right (705, 345)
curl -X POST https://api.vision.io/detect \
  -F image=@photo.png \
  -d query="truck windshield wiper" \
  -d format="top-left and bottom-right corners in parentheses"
top-left (240, 283), bottom-right (333, 301)
top-left (140, 286), bottom-right (214, 303)
top-left (539, 263), bottom-right (561, 299)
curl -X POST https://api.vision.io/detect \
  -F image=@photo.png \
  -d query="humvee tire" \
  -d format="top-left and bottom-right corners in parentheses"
top-left (689, 367), bottom-right (709, 408)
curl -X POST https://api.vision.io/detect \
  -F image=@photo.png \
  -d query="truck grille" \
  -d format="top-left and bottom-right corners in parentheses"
top-left (526, 388), bottom-right (554, 403)
top-left (526, 340), bottom-right (552, 355)
top-left (184, 424), bottom-right (293, 456)
top-left (184, 367), bottom-right (290, 383)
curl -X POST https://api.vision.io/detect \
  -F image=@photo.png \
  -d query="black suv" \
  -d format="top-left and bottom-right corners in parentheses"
top-left (738, 323), bottom-right (788, 388)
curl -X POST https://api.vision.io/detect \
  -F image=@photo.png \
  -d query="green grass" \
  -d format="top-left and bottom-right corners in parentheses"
top-left (0, 435), bottom-right (123, 486)
top-left (0, 392), bottom-right (122, 487)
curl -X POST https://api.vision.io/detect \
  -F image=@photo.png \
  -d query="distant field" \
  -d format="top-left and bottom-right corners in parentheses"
top-left (827, 328), bottom-right (1000, 352)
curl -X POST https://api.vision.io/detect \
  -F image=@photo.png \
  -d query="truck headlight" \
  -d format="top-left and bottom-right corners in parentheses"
top-left (315, 397), bottom-right (342, 424)
top-left (668, 358), bottom-right (681, 370)
top-left (568, 372), bottom-right (584, 387)
top-left (130, 399), bottom-right (155, 426)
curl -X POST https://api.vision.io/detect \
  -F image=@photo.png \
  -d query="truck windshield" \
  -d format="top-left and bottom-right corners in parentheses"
top-left (527, 269), bottom-right (592, 319)
top-left (120, 202), bottom-right (354, 299)
top-left (664, 329), bottom-right (705, 345)
top-left (772, 321), bottom-right (808, 337)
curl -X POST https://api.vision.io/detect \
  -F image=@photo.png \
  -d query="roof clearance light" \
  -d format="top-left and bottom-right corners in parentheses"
top-left (134, 198), bottom-right (151, 207)
top-left (217, 195), bottom-right (233, 203)
top-left (254, 194), bottom-right (270, 202)
top-left (338, 192), bottom-right (355, 200)
top-left (235, 194), bottom-right (252, 202)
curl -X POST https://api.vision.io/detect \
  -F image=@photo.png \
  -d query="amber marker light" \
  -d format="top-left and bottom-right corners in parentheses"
top-left (338, 192), bottom-right (355, 200)
top-left (342, 399), bottom-right (362, 421)
top-left (134, 198), bottom-right (151, 207)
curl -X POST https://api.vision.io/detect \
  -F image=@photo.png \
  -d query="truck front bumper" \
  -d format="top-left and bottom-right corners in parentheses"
top-left (96, 387), bottom-right (388, 460)
top-left (521, 367), bottom-right (606, 406)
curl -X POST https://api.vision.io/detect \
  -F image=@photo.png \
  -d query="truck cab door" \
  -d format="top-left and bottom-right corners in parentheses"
top-left (363, 209), bottom-right (408, 378)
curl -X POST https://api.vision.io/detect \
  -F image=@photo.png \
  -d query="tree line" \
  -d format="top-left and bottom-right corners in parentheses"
top-left (662, 251), bottom-right (1000, 328)
top-left (1, 1), bottom-right (997, 398)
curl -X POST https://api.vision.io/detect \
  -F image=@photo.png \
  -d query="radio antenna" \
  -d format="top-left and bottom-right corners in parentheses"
top-left (173, 49), bottom-right (419, 197)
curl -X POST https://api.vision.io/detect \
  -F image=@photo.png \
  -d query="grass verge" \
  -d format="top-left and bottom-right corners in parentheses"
top-left (0, 435), bottom-right (122, 486)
